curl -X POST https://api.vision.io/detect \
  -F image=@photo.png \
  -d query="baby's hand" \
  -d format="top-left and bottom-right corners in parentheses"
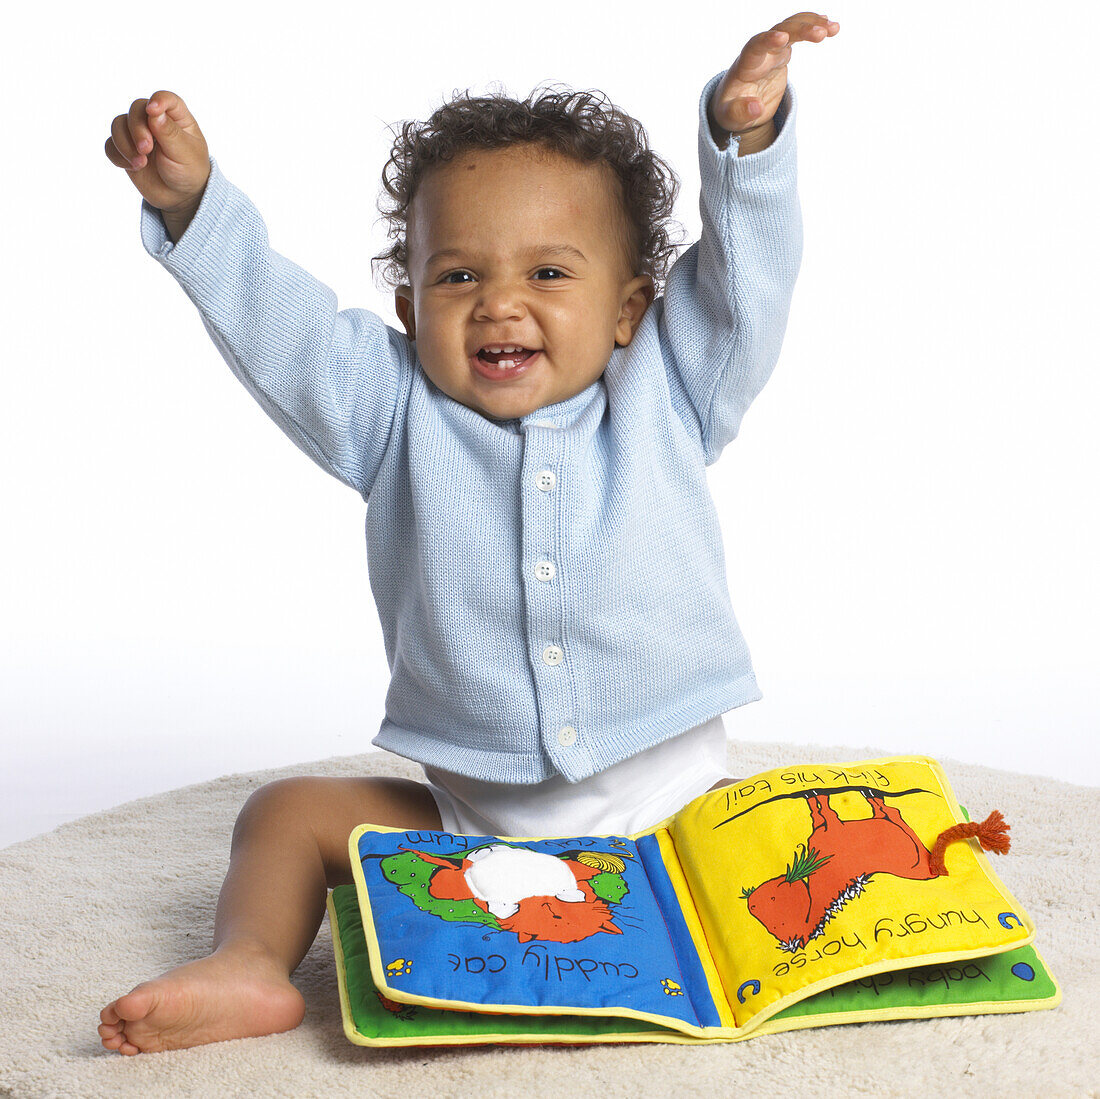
top-left (710, 12), bottom-right (839, 148)
top-left (105, 92), bottom-right (210, 230)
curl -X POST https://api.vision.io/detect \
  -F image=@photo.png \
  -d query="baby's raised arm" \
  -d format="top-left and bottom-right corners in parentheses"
top-left (105, 92), bottom-right (412, 498)
top-left (660, 12), bottom-right (838, 464)
top-left (105, 91), bottom-right (210, 243)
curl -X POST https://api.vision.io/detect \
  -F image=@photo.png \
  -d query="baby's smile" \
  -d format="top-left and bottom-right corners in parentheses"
top-left (471, 345), bottom-right (540, 379)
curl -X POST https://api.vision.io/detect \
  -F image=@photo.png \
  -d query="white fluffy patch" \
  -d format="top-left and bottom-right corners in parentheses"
top-left (464, 845), bottom-right (584, 919)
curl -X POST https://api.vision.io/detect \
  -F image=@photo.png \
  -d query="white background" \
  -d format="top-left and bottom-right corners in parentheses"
top-left (2, 1), bottom-right (1097, 848)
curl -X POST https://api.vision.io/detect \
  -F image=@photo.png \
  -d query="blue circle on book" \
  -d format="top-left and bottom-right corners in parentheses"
top-left (998, 911), bottom-right (1022, 929)
top-left (1011, 962), bottom-right (1035, 982)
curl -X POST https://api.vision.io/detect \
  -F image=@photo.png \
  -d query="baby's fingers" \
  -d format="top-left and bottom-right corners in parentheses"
top-left (143, 89), bottom-right (193, 120)
top-left (105, 95), bottom-right (171, 172)
top-left (737, 14), bottom-right (838, 76)
top-left (142, 91), bottom-right (194, 160)
top-left (107, 106), bottom-right (145, 170)
top-left (735, 29), bottom-right (794, 80)
top-left (772, 12), bottom-right (840, 47)
top-left (128, 96), bottom-right (155, 161)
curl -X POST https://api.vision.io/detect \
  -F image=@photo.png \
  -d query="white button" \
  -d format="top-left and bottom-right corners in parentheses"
top-left (542, 645), bottom-right (564, 666)
top-left (534, 560), bottom-right (556, 582)
top-left (557, 725), bottom-right (578, 747)
top-left (535, 469), bottom-right (556, 492)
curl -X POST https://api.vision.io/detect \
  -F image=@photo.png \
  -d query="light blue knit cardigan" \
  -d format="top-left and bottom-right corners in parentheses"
top-left (140, 73), bottom-right (802, 783)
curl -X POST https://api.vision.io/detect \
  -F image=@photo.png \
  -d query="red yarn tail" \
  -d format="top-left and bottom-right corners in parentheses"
top-left (929, 810), bottom-right (1011, 876)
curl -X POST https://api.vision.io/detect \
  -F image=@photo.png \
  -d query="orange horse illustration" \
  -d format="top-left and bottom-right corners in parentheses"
top-left (742, 791), bottom-right (943, 952)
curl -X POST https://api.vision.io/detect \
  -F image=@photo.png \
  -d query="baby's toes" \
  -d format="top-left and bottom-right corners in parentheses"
top-left (99, 989), bottom-right (156, 1052)
top-left (98, 1024), bottom-right (123, 1049)
top-left (99, 1019), bottom-right (141, 1054)
top-left (98, 1005), bottom-right (124, 1047)
top-left (98, 1020), bottom-right (137, 1053)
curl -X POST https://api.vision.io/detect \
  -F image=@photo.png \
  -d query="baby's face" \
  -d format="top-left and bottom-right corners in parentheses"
top-left (395, 144), bottom-right (653, 422)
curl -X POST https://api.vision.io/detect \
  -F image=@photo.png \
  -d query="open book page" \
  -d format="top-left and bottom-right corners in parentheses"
top-left (348, 824), bottom-right (721, 1032)
top-left (666, 757), bottom-right (1035, 1032)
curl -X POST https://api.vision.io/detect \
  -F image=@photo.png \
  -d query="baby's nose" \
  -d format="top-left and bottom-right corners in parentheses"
top-left (474, 282), bottom-right (527, 321)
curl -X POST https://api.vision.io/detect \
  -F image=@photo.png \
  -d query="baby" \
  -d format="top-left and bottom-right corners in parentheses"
top-left (99, 12), bottom-right (839, 1054)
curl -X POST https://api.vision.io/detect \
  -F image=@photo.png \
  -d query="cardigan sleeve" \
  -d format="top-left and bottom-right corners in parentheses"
top-left (139, 157), bottom-right (411, 498)
top-left (660, 74), bottom-right (803, 465)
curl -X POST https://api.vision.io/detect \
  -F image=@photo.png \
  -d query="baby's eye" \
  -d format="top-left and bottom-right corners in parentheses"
top-left (440, 271), bottom-right (474, 284)
top-left (533, 267), bottom-right (566, 281)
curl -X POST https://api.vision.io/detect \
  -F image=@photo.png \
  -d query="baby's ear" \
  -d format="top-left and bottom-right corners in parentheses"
top-left (615, 276), bottom-right (655, 347)
top-left (394, 286), bottom-right (416, 340)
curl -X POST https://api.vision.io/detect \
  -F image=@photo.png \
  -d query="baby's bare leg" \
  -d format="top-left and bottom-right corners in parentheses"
top-left (99, 775), bottom-right (440, 1055)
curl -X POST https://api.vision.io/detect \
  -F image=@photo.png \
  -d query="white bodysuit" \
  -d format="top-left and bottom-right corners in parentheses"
top-left (424, 714), bottom-right (730, 837)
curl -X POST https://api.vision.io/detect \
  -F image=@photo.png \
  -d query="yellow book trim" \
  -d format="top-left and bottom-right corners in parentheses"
top-left (330, 879), bottom-right (1059, 1049)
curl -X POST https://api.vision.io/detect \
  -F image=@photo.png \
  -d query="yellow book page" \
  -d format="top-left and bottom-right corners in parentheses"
top-left (668, 756), bottom-right (1034, 1032)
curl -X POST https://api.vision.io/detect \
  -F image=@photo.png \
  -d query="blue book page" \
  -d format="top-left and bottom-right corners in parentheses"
top-left (356, 828), bottom-right (711, 1029)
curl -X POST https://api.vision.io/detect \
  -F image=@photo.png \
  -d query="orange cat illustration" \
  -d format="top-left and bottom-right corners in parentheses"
top-left (406, 843), bottom-right (627, 945)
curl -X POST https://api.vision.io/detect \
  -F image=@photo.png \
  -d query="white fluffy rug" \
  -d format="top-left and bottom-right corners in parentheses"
top-left (1, 742), bottom-right (1096, 1099)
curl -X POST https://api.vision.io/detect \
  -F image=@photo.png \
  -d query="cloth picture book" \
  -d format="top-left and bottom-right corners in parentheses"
top-left (327, 755), bottom-right (1060, 1046)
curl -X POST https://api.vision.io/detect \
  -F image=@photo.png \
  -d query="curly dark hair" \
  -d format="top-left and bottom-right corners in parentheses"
top-left (373, 83), bottom-right (683, 291)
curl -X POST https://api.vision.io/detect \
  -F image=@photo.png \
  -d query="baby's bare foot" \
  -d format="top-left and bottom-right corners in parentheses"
top-left (98, 941), bottom-right (306, 1055)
